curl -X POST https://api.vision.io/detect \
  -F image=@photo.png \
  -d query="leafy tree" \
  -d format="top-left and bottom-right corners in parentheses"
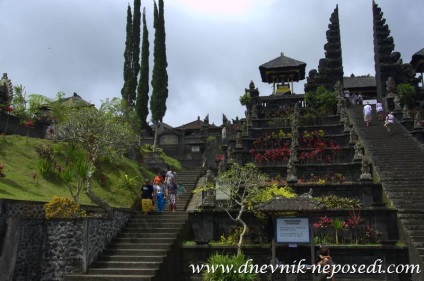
top-left (150, 0), bottom-right (168, 150)
top-left (397, 83), bottom-right (416, 108)
top-left (136, 7), bottom-right (150, 130)
top-left (53, 107), bottom-right (138, 212)
top-left (100, 97), bottom-right (139, 130)
top-left (212, 163), bottom-right (267, 255)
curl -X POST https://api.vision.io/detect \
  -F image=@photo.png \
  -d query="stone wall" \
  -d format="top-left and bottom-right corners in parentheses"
top-left (0, 199), bottom-right (132, 281)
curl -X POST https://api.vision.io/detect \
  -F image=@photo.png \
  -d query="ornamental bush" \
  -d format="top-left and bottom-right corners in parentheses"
top-left (43, 196), bottom-right (86, 219)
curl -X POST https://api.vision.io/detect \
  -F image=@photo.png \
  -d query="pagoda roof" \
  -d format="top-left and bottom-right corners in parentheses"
top-left (259, 53), bottom-right (306, 83)
top-left (410, 48), bottom-right (424, 73)
top-left (40, 93), bottom-right (94, 110)
top-left (343, 75), bottom-right (376, 89)
top-left (175, 116), bottom-right (219, 130)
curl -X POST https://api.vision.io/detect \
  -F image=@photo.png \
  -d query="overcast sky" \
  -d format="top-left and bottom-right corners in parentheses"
top-left (2, 0), bottom-right (423, 127)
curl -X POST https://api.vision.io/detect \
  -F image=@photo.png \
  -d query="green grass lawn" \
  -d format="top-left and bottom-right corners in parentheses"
top-left (0, 135), bottom-right (155, 208)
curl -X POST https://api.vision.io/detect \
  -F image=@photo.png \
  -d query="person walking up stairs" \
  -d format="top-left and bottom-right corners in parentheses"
top-left (64, 166), bottom-right (205, 281)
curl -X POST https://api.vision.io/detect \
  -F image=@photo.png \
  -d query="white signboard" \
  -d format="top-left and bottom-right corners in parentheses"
top-left (191, 146), bottom-right (200, 152)
top-left (276, 218), bottom-right (310, 243)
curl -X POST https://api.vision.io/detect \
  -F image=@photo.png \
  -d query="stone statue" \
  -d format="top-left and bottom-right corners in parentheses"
top-left (251, 104), bottom-right (258, 118)
top-left (242, 121), bottom-right (248, 137)
top-left (204, 114), bottom-right (209, 125)
top-left (222, 114), bottom-right (228, 125)
top-left (403, 105), bottom-right (412, 119)
top-left (386, 77), bottom-right (396, 98)
top-left (343, 114), bottom-right (351, 133)
top-left (227, 146), bottom-right (234, 161)
top-left (221, 127), bottom-right (227, 142)
top-left (414, 111), bottom-right (423, 129)
top-left (349, 126), bottom-right (357, 145)
top-left (360, 155), bottom-right (372, 181)
top-left (334, 80), bottom-right (343, 97)
top-left (394, 95), bottom-right (402, 111)
top-left (218, 160), bottom-right (224, 175)
top-left (236, 132), bottom-right (242, 148)
top-left (354, 140), bottom-right (364, 161)
top-left (286, 157), bottom-right (298, 184)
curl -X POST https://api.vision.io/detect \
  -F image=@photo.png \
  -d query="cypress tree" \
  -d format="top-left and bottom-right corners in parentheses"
top-left (121, 4), bottom-right (133, 105)
top-left (136, 7), bottom-right (150, 130)
top-left (150, 0), bottom-right (168, 150)
top-left (129, 0), bottom-right (141, 107)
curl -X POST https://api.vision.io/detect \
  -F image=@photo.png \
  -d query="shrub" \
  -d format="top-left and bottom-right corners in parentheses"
top-left (202, 253), bottom-right (257, 281)
top-left (239, 92), bottom-right (251, 106)
top-left (315, 195), bottom-right (362, 209)
top-left (43, 196), bottom-right (86, 219)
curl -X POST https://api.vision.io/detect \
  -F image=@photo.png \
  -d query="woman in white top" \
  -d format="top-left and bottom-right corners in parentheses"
top-left (376, 101), bottom-right (384, 121)
top-left (385, 112), bottom-right (395, 135)
top-left (363, 103), bottom-right (373, 127)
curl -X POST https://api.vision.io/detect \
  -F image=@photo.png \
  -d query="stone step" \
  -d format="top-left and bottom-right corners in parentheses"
top-left (125, 222), bottom-right (185, 228)
top-left (102, 248), bottom-right (169, 256)
top-left (117, 232), bottom-right (177, 239)
top-left (97, 255), bottom-right (165, 263)
top-left (88, 268), bottom-right (157, 276)
top-left (121, 227), bottom-right (181, 233)
top-left (64, 167), bottom-right (205, 281)
top-left (109, 243), bottom-right (172, 250)
top-left (92, 261), bottom-right (161, 269)
top-left (65, 274), bottom-right (153, 281)
top-left (113, 238), bottom-right (175, 244)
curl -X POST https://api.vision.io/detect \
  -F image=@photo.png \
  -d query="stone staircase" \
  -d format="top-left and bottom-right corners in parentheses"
top-left (64, 166), bottom-right (205, 281)
top-left (347, 105), bottom-right (424, 279)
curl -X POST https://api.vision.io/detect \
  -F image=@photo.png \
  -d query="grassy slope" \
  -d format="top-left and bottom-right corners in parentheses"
top-left (0, 135), bottom-right (154, 208)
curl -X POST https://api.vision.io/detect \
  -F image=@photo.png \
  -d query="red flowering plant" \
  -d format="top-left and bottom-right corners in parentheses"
top-left (215, 154), bottom-right (224, 162)
top-left (298, 130), bottom-right (342, 164)
top-left (23, 119), bottom-right (35, 137)
top-left (0, 163), bottom-right (5, 177)
top-left (254, 153), bottom-right (265, 163)
top-left (313, 216), bottom-right (334, 244)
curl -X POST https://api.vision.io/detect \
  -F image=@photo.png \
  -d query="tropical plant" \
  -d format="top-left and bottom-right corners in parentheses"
top-left (332, 218), bottom-right (344, 244)
top-left (202, 252), bottom-right (257, 281)
top-left (315, 195), bottom-right (362, 209)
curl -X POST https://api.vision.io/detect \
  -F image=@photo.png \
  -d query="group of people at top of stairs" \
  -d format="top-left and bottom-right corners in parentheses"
top-left (345, 89), bottom-right (395, 134)
top-left (139, 168), bottom-right (186, 215)
top-left (344, 89), bottom-right (364, 106)
top-left (362, 101), bottom-right (395, 135)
